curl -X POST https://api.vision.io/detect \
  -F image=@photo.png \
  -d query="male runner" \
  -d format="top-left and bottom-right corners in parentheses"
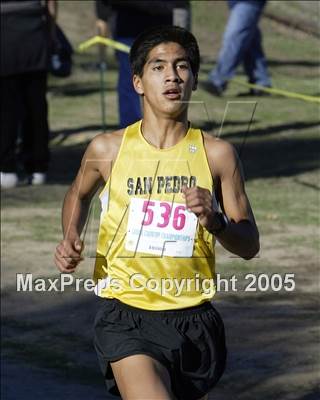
top-left (55, 26), bottom-right (259, 400)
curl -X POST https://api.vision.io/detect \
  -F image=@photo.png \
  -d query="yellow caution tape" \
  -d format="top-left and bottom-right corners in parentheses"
top-left (231, 78), bottom-right (320, 104)
top-left (78, 36), bottom-right (319, 104)
top-left (78, 35), bottom-right (130, 53)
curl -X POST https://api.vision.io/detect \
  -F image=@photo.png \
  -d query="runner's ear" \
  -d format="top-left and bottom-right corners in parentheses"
top-left (192, 74), bottom-right (198, 91)
top-left (133, 74), bottom-right (144, 95)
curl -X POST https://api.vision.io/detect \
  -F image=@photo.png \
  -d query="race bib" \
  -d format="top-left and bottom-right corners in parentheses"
top-left (126, 198), bottom-right (198, 257)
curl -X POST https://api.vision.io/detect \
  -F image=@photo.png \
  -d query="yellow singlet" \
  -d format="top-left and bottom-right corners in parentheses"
top-left (93, 120), bottom-right (216, 310)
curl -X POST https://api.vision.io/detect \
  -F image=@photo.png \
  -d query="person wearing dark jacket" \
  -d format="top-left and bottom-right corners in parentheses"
top-left (0, 0), bottom-right (57, 188)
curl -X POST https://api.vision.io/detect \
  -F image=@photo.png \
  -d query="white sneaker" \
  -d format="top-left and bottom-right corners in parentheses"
top-left (0, 172), bottom-right (18, 189)
top-left (30, 172), bottom-right (47, 185)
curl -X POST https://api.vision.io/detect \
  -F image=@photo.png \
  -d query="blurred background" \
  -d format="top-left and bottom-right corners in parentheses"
top-left (1, 1), bottom-right (319, 399)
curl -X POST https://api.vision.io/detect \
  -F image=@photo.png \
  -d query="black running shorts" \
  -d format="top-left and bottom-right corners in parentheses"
top-left (94, 299), bottom-right (227, 400)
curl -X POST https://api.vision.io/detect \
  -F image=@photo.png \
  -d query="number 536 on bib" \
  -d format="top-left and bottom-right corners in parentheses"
top-left (126, 198), bottom-right (198, 257)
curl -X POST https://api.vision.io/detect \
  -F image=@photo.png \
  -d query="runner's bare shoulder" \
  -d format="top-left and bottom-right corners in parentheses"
top-left (89, 129), bottom-right (125, 159)
top-left (202, 132), bottom-right (238, 177)
top-left (83, 129), bottom-right (125, 181)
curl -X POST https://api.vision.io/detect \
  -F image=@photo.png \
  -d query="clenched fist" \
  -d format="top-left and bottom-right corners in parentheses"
top-left (54, 237), bottom-right (84, 273)
top-left (182, 186), bottom-right (222, 233)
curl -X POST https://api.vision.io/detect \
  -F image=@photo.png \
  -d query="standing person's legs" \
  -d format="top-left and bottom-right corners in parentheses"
top-left (0, 75), bottom-right (21, 187)
top-left (115, 37), bottom-right (142, 128)
top-left (0, 75), bottom-right (20, 173)
top-left (208, 1), bottom-right (264, 91)
top-left (21, 71), bottom-right (49, 178)
top-left (243, 27), bottom-right (271, 87)
top-left (110, 354), bottom-right (175, 399)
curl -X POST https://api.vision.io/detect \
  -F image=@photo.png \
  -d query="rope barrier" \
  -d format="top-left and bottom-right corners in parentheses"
top-left (78, 35), bottom-right (320, 104)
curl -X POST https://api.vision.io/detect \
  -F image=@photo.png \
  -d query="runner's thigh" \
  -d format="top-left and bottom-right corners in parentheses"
top-left (110, 354), bottom-right (175, 400)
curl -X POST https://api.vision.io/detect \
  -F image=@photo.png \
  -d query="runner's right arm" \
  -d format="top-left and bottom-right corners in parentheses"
top-left (54, 132), bottom-right (121, 273)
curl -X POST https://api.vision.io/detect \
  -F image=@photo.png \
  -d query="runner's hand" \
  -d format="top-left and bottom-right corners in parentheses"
top-left (182, 186), bottom-right (219, 231)
top-left (54, 237), bottom-right (83, 273)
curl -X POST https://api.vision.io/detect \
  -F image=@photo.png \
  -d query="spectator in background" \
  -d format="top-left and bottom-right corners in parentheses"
top-left (204, 0), bottom-right (272, 96)
top-left (95, 0), bottom-right (190, 128)
top-left (0, 0), bottom-right (57, 189)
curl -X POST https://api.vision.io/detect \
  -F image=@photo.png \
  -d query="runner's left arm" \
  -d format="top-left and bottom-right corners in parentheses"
top-left (183, 138), bottom-right (259, 259)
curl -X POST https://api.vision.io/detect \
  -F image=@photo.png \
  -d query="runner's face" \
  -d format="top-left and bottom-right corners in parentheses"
top-left (133, 42), bottom-right (196, 117)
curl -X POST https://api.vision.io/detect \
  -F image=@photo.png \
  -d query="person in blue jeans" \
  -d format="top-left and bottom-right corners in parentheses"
top-left (206, 0), bottom-right (271, 96)
top-left (95, 0), bottom-right (190, 128)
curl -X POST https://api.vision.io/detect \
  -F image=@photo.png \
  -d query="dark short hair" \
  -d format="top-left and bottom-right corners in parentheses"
top-left (129, 26), bottom-right (200, 77)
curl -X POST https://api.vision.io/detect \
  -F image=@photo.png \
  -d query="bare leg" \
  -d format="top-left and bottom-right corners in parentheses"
top-left (111, 354), bottom-right (175, 400)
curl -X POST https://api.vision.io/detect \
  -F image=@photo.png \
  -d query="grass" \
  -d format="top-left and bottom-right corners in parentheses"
top-left (2, 0), bottom-right (318, 285)
top-left (1, 1), bottom-right (318, 262)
